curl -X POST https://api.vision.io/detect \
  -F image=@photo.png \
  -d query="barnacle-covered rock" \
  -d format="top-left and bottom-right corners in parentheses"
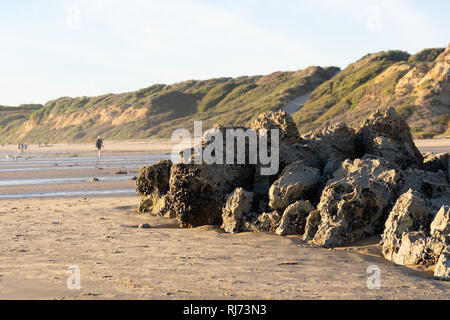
top-left (302, 122), bottom-right (356, 177)
top-left (401, 168), bottom-right (450, 211)
top-left (169, 163), bottom-right (254, 228)
top-left (422, 152), bottom-right (450, 181)
top-left (136, 160), bottom-right (172, 196)
top-left (136, 160), bottom-right (175, 217)
top-left (276, 200), bottom-right (314, 236)
top-left (381, 189), bottom-right (432, 265)
top-left (134, 106), bottom-right (450, 280)
top-left (269, 161), bottom-right (321, 211)
top-left (246, 211), bottom-right (281, 233)
top-left (394, 231), bottom-right (428, 266)
top-left (426, 206), bottom-right (450, 263)
top-left (250, 110), bottom-right (302, 145)
top-left (355, 107), bottom-right (423, 169)
top-left (302, 210), bottom-right (322, 242)
top-left (312, 157), bottom-right (402, 247)
top-left (221, 188), bottom-right (254, 234)
top-left (434, 246), bottom-right (450, 281)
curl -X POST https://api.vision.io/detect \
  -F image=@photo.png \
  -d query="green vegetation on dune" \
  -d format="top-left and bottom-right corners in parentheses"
top-left (408, 47), bottom-right (445, 65)
top-left (292, 46), bottom-right (449, 137)
top-left (292, 51), bottom-right (411, 128)
top-left (0, 104), bottom-right (43, 144)
top-left (0, 66), bottom-right (338, 143)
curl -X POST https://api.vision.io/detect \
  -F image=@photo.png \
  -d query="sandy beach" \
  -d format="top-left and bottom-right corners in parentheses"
top-left (0, 139), bottom-right (449, 300)
top-left (1, 196), bottom-right (449, 300)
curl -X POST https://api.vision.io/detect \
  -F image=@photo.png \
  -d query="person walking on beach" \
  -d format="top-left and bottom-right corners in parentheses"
top-left (96, 136), bottom-right (104, 158)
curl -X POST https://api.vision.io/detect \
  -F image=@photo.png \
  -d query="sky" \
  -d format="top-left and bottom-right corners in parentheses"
top-left (0, 0), bottom-right (448, 106)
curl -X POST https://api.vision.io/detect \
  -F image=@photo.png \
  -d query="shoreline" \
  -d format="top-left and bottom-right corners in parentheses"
top-left (1, 138), bottom-right (449, 155)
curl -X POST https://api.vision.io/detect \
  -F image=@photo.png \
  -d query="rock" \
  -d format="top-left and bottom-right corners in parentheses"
top-left (169, 163), bottom-right (254, 228)
top-left (90, 177), bottom-right (100, 182)
top-left (276, 200), bottom-right (314, 236)
top-left (401, 168), bottom-right (450, 211)
top-left (426, 205), bottom-right (450, 263)
top-left (250, 168), bottom-right (278, 198)
top-left (191, 124), bottom-right (279, 201)
top-left (132, 106), bottom-right (449, 277)
top-left (221, 188), bottom-right (254, 234)
top-left (423, 152), bottom-right (450, 181)
top-left (302, 210), bottom-right (322, 242)
top-left (268, 161), bottom-right (321, 211)
top-left (128, 176), bottom-right (138, 181)
top-left (138, 194), bottom-right (175, 218)
top-left (355, 107), bottom-right (423, 169)
top-left (136, 160), bottom-right (172, 196)
top-left (394, 231), bottom-right (428, 266)
top-left (138, 223), bottom-right (151, 229)
top-left (246, 211), bottom-right (281, 233)
top-left (381, 189), bottom-right (433, 265)
top-left (136, 160), bottom-right (174, 217)
top-left (278, 142), bottom-right (320, 169)
top-left (302, 122), bottom-right (356, 177)
top-left (137, 196), bottom-right (153, 213)
top-left (249, 110), bottom-right (321, 175)
top-left (115, 169), bottom-right (128, 175)
top-left (434, 246), bottom-right (450, 281)
top-left (312, 157), bottom-right (402, 247)
top-left (250, 110), bottom-right (302, 145)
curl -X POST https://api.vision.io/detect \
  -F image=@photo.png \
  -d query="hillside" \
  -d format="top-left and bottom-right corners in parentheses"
top-left (293, 44), bottom-right (450, 138)
top-left (0, 104), bottom-right (43, 144)
top-left (0, 44), bottom-right (448, 144)
top-left (0, 66), bottom-right (338, 144)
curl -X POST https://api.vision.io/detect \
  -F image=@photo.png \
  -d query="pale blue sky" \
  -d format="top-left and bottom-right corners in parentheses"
top-left (0, 0), bottom-right (448, 106)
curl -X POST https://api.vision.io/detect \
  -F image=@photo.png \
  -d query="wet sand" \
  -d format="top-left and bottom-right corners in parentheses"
top-left (0, 142), bottom-right (171, 199)
top-left (0, 140), bottom-right (176, 157)
top-left (0, 140), bottom-right (449, 300)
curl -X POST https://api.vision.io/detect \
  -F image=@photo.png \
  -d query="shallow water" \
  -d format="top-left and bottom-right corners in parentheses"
top-left (0, 153), bottom-right (168, 167)
top-left (0, 164), bottom-right (144, 173)
top-left (0, 175), bottom-right (133, 187)
top-left (0, 153), bottom-right (168, 198)
top-left (0, 189), bottom-right (136, 199)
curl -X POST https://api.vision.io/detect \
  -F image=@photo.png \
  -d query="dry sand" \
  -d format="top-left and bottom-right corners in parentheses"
top-left (0, 139), bottom-right (449, 300)
top-left (1, 196), bottom-right (449, 300)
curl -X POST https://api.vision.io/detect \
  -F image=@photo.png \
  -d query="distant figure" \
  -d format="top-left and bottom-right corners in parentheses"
top-left (95, 136), bottom-right (104, 158)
